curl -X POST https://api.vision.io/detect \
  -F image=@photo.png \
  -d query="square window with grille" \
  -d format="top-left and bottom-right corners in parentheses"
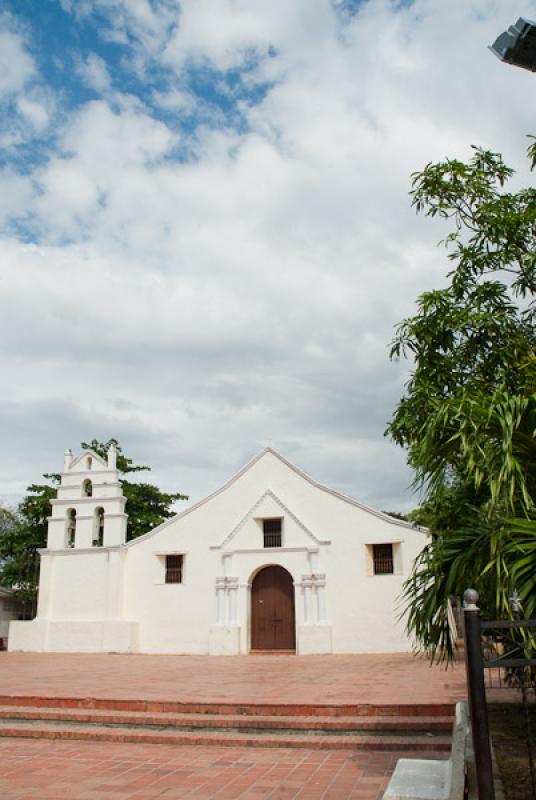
top-left (165, 555), bottom-right (183, 584)
top-left (263, 518), bottom-right (282, 548)
top-left (373, 543), bottom-right (394, 575)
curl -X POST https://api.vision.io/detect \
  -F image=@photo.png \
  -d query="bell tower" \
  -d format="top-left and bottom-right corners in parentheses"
top-left (47, 444), bottom-right (128, 549)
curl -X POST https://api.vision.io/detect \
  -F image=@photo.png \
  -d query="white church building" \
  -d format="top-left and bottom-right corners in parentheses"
top-left (9, 445), bottom-right (428, 655)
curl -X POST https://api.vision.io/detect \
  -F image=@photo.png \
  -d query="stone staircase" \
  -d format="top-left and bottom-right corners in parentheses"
top-left (0, 695), bottom-right (454, 753)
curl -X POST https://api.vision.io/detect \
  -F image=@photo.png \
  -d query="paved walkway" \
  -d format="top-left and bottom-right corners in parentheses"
top-left (0, 653), bottom-right (466, 799)
top-left (0, 652), bottom-right (466, 707)
top-left (0, 738), bottom-right (437, 800)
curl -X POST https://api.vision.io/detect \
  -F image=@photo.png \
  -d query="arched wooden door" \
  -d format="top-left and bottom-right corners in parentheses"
top-left (251, 566), bottom-right (296, 651)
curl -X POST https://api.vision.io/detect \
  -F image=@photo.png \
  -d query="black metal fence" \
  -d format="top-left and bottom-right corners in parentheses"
top-left (463, 588), bottom-right (536, 800)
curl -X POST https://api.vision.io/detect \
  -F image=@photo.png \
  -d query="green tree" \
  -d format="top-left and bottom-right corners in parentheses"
top-left (0, 490), bottom-right (55, 616)
top-left (0, 440), bottom-right (188, 608)
top-left (387, 139), bottom-right (536, 661)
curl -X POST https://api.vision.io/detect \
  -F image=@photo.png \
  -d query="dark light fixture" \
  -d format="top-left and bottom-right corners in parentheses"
top-left (490, 17), bottom-right (536, 72)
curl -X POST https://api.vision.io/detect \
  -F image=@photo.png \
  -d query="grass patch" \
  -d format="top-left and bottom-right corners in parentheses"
top-left (488, 702), bottom-right (536, 800)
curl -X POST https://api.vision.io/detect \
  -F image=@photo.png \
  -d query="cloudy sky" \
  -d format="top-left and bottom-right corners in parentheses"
top-left (0, 0), bottom-right (534, 515)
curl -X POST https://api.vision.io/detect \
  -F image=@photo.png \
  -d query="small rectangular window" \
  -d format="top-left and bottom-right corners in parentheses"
top-left (165, 554), bottom-right (183, 583)
top-left (263, 519), bottom-right (282, 548)
top-left (373, 543), bottom-right (394, 575)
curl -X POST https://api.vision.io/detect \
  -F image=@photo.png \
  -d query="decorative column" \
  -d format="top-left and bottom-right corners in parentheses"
top-left (209, 574), bottom-right (241, 655)
top-left (216, 577), bottom-right (226, 624)
top-left (315, 573), bottom-right (327, 623)
top-left (107, 442), bottom-right (117, 469)
top-left (297, 555), bottom-right (332, 655)
top-left (64, 448), bottom-right (73, 470)
top-left (227, 577), bottom-right (239, 625)
top-left (302, 575), bottom-right (314, 624)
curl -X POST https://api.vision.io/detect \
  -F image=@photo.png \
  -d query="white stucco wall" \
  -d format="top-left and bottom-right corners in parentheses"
top-left (9, 448), bottom-right (428, 655)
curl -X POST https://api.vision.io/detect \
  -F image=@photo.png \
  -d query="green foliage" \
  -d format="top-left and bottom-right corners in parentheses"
top-left (80, 438), bottom-right (148, 475)
top-left (403, 505), bottom-right (506, 662)
top-left (388, 139), bottom-right (536, 661)
top-left (0, 440), bottom-right (188, 606)
top-left (0, 487), bottom-right (56, 611)
top-left (503, 517), bottom-right (536, 619)
top-left (409, 145), bottom-right (535, 301)
top-left (0, 506), bottom-right (27, 591)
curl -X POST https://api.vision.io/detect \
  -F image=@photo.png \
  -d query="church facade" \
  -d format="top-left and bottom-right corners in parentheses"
top-left (9, 446), bottom-right (427, 655)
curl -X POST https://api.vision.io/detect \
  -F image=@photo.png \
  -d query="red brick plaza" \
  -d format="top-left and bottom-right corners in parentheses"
top-left (0, 652), bottom-right (467, 800)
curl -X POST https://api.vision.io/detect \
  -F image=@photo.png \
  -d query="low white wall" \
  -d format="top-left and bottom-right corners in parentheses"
top-left (9, 619), bottom-right (138, 653)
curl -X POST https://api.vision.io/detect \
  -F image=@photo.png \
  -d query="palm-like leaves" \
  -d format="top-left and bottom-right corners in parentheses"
top-left (503, 518), bottom-right (536, 619)
top-left (392, 140), bottom-right (536, 662)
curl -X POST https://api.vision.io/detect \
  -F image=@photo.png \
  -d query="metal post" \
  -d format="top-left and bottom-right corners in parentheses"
top-left (463, 588), bottom-right (496, 800)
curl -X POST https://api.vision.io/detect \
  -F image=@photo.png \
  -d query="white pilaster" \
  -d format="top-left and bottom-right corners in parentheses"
top-left (227, 577), bottom-right (238, 625)
top-left (64, 449), bottom-right (73, 470)
top-left (107, 443), bottom-right (117, 470)
top-left (216, 577), bottom-right (226, 624)
top-left (315, 573), bottom-right (327, 623)
top-left (302, 575), bottom-right (313, 624)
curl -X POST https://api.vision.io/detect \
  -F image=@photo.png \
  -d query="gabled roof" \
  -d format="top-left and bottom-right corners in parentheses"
top-left (69, 449), bottom-right (107, 470)
top-left (213, 489), bottom-right (330, 549)
top-left (127, 447), bottom-right (425, 548)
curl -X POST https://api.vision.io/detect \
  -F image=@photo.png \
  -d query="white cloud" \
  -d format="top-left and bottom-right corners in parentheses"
top-left (1, 0), bottom-right (536, 512)
top-left (0, 19), bottom-right (35, 95)
top-left (76, 53), bottom-right (112, 92)
top-left (152, 87), bottom-right (198, 115)
top-left (0, 13), bottom-right (56, 147)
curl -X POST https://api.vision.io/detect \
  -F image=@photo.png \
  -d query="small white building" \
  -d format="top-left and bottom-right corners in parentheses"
top-left (9, 446), bottom-right (427, 655)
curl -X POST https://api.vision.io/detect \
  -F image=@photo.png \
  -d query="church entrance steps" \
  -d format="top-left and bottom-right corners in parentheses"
top-left (0, 718), bottom-right (453, 751)
top-left (0, 704), bottom-right (454, 734)
top-left (0, 694), bottom-right (456, 718)
top-left (0, 698), bottom-right (454, 752)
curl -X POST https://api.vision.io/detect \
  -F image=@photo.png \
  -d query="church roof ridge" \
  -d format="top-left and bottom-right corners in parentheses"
top-left (260, 448), bottom-right (424, 532)
top-left (126, 447), bottom-right (424, 547)
top-left (125, 448), bottom-right (274, 547)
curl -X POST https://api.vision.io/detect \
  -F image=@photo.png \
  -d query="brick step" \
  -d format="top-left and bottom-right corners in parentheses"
top-left (0, 719), bottom-right (452, 751)
top-left (0, 695), bottom-right (455, 718)
top-left (0, 706), bottom-right (454, 734)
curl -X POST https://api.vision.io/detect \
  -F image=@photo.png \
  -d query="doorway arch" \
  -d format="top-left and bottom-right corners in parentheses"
top-left (251, 565), bottom-right (296, 651)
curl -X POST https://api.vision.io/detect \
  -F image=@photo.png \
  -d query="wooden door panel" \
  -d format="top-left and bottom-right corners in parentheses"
top-left (251, 566), bottom-right (295, 650)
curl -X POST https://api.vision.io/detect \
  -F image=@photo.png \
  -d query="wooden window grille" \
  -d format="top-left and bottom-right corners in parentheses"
top-left (263, 519), bottom-right (282, 548)
top-left (165, 555), bottom-right (183, 584)
top-left (373, 543), bottom-right (394, 575)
